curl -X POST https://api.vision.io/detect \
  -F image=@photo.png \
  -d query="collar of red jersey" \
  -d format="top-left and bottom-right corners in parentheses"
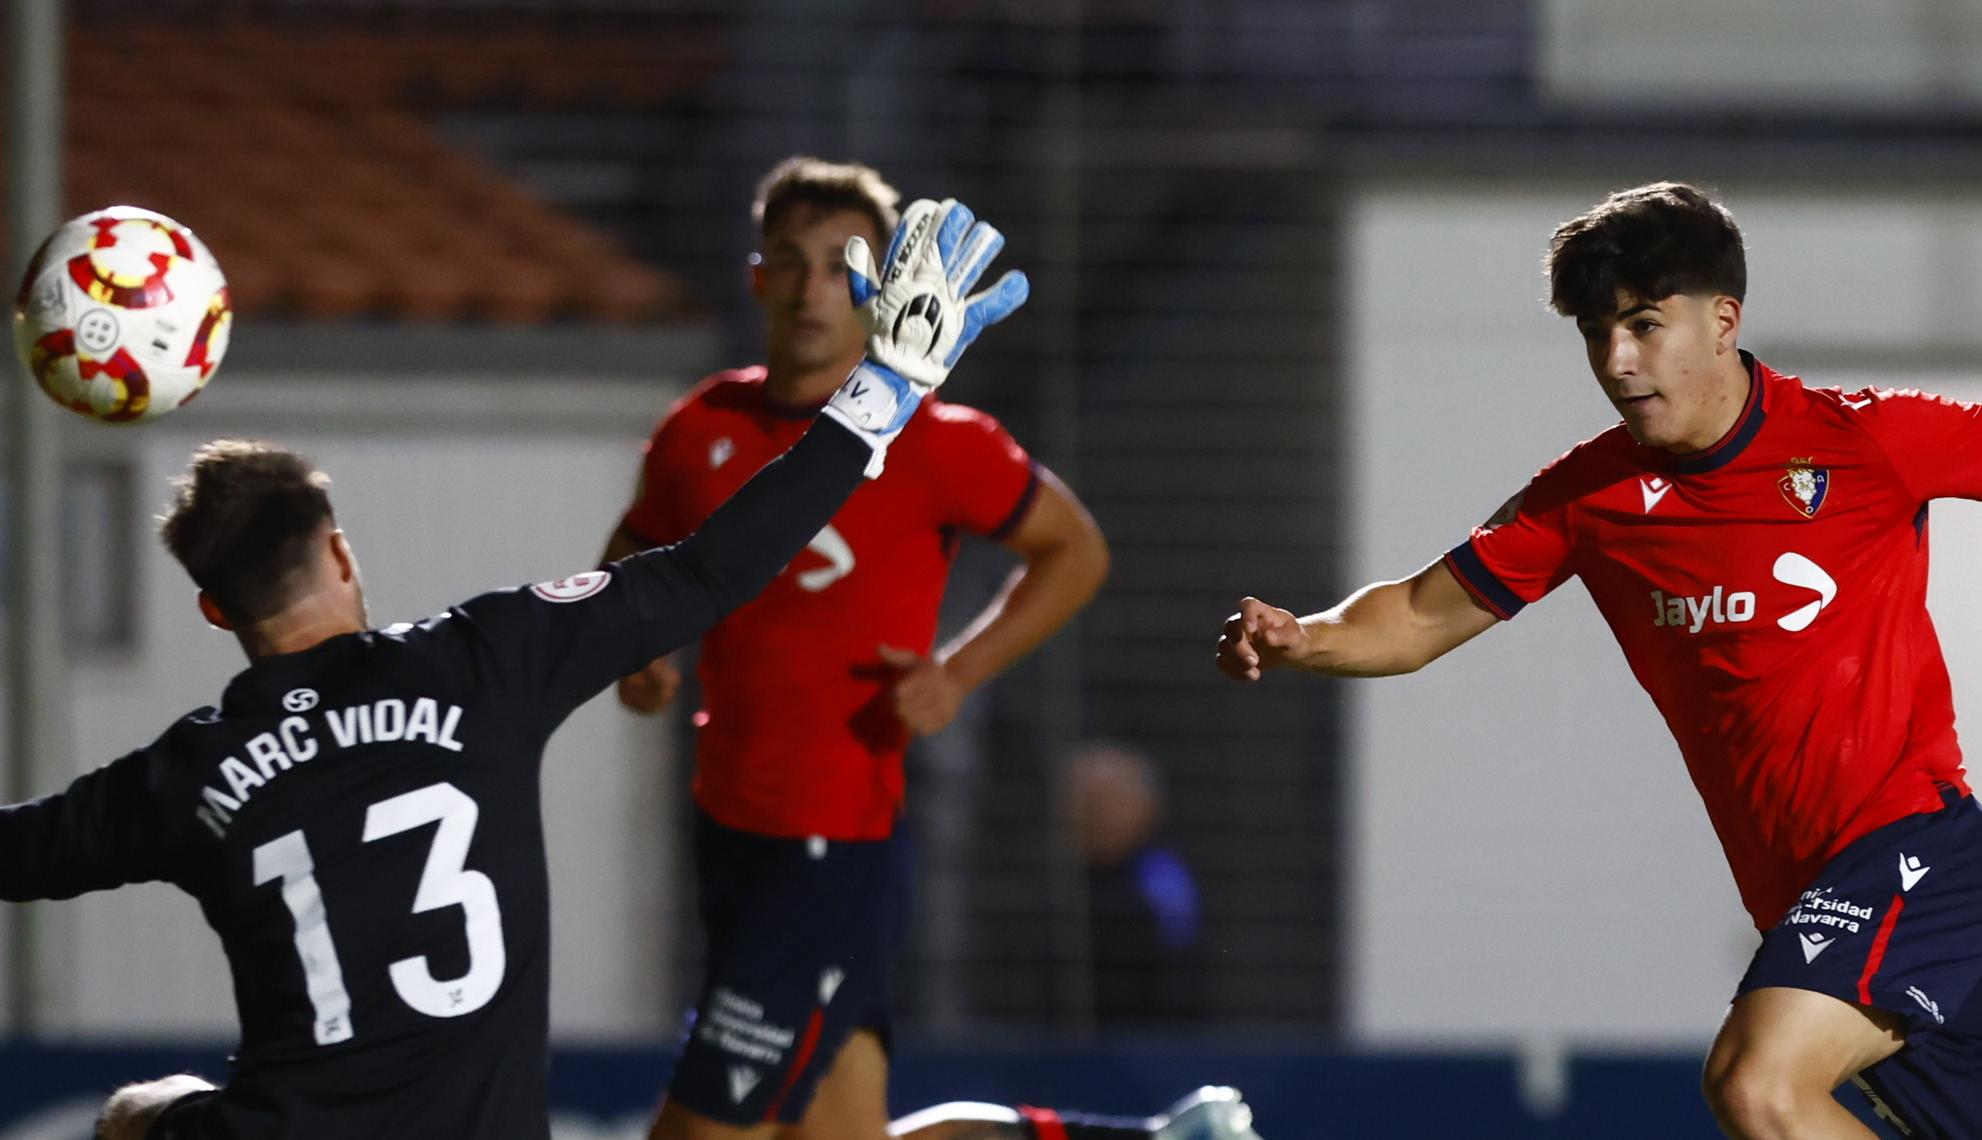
top-left (1664, 350), bottom-right (1769, 477)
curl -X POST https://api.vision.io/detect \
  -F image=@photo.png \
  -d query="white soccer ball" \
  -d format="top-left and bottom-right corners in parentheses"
top-left (13, 205), bottom-right (232, 424)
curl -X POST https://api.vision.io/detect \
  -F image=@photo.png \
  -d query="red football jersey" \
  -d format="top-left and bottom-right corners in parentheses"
top-left (621, 368), bottom-right (1039, 839)
top-left (1448, 354), bottom-right (1982, 929)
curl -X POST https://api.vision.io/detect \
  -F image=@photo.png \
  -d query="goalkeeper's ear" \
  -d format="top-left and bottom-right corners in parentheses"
top-left (197, 591), bottom-right (235, 632)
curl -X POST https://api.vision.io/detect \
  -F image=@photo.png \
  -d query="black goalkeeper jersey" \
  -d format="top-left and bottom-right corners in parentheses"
top-left (0, 420), bottom-right (872, 1139)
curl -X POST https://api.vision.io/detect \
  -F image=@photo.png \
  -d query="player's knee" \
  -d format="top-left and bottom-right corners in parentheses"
top-left (97, 1074), bottom-right (215, 1140)
top-left (1701, 1056), bottom-right (1805, 1138)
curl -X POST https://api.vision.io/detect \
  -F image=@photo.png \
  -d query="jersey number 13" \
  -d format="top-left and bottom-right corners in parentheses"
top-left (252, 781), bottom-right (506, 1045)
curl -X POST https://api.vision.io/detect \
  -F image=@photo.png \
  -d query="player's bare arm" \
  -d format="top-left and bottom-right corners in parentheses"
top-left (601, 523), bottom-right (684, 714)
top-left (883, 469), bottom-right (1108, 736)
top-left (1217, 557), bottom-right (1498, 682)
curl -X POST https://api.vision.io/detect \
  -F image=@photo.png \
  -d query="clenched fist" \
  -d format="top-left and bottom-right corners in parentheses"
top-left (1216, 597), bottom-right (1307, 682)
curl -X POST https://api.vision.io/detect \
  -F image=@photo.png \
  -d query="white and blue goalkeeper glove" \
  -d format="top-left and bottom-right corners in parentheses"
top-left (822, 197), bottom-right (1030, 476)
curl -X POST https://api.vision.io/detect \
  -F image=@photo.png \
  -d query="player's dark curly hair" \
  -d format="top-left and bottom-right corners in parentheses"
top-left (753, 156), bottom-right (901, 246)
top-left (160, 440), bottom-right (336, 624)
top-left (1546, 182), bottom-right (1746, 324)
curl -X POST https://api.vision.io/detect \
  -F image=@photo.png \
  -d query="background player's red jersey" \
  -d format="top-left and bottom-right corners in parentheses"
top-left (622, 368), bottom-right (1039, 839)
top-left (1448, 354), bottom-right (1982, 929)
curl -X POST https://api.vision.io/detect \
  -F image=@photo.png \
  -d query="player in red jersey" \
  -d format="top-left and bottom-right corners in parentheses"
top-left (1218, 182), bottom-right (1982, 1139)
top-left (608, 159), bottom-right (1262, 1140)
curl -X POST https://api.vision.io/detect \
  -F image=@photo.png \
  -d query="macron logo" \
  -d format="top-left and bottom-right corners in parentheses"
top-left (1640, 477), bottom-right (1673, 513)
top-left (727, 1064), bottom-right (762, 1104)
top-left (1900, 854), bottom-right (1930, 892)
top-left (1800, 932), bottom-right (1836, 963)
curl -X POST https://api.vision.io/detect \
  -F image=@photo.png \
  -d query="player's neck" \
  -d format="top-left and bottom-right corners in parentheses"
top-left (1672, 351), bottom-right (1755, 455)
top-left (763, 352), bottom-right (861, 410)
top-left (240, 597), bottom-right (366, 661)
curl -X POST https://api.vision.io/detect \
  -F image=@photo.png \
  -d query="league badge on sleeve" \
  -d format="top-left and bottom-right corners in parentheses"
top-left (1778, 462), bottom-right (1829, 519)
top-left (531, 570), bottom-right (612, 603)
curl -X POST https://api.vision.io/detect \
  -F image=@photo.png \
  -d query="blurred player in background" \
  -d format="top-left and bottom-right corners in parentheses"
top-left (1218, 181), bottom-right (1982, 1139)
top-left (1067, 742), bottom-right (1206, 1029)
top-left (0, 195), bottom-right (1016, 1140)
top-left (606, 158), bottom-right (1259, 1140)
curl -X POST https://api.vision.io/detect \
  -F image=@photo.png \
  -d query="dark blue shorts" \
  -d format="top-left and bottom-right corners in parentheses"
top-left (1737, 787), bottom-right (1982, 1139)
top-left (666, 813), bottom-right (914, 1126)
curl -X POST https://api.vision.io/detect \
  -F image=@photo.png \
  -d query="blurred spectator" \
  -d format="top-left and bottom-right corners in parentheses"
top-left (1068, 742), bottom-right (1206, 1028)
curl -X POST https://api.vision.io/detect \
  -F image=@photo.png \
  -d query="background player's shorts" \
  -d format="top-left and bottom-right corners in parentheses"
top-left (667, 812), bottom-right (914, 1126)
top-left (1737, 786), bottom-right (1982, 1140)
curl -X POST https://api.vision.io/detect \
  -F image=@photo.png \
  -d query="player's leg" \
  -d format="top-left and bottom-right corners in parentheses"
top-left (1702, 986), bottom-right (1903, 1139)
top-left (650, 1099), bottom-right (776, 1140)
top-left (756, 961), bottom-right (1264, 1140)
top-left (96, 1074), bottom-right (216, 1140)
top-left (776, 1026), bottom-right (891, 1139)
top-left (776, 1000), bottom-right (1228, 1140)
top-left (889, 1087), bottom-right (1264, 1140)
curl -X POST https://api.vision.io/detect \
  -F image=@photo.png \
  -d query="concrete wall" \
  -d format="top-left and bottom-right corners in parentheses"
top-left (1344, 180), bottom-right (1982, 1050)
top-left (1541, 0), bottom-right (1982, 110)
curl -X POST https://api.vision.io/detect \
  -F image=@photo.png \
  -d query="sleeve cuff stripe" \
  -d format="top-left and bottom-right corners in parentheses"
top-left (1445, 541), bottom-right (1525, 620)
top-left (987, 465), bottom-right (1043, 542)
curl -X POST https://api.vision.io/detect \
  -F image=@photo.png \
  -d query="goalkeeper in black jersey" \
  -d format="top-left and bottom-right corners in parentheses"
top-left (10, 197), bottom-right (1027, 1140)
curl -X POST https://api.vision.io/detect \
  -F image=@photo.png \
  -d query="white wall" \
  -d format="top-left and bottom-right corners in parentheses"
top-left (1541, 0), bottom-right (1982, 110)
top-left (27, 373), bottom-right (683, 1042)
top-left (1344, 182), bottom-right (1982, 1050)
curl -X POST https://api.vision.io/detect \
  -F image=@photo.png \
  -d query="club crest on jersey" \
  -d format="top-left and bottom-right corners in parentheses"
top-left (1778, 463), bottom-right (1829, 519)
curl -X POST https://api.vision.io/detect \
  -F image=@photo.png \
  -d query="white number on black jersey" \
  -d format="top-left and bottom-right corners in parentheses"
top-left (253, 780), bottom-right (506, 1044)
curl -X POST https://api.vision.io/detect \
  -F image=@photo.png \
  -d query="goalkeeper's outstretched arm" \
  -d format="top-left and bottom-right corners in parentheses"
top-left (1216, 557), bottom-right (1499, 681)
top-left (0, 754), bottom-right (162, 902)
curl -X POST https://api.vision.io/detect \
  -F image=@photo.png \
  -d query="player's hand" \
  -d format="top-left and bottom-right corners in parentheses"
top-left (824, 198), bottom-right (1030, 442)
top-left (616, 656), bottom-right (682, 715)
top-left (1217, 597), bottom-right (1307, 682)
top-left (877, 644), bottom-right (966, 737)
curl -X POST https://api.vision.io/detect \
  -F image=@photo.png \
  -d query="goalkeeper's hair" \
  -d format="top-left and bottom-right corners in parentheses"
top-left (753, 156), bottom-right (901, 245)
top-left (160, 439), bottom-right (336, 625)
top-left (1546, 181), bottom-right (1746, 325)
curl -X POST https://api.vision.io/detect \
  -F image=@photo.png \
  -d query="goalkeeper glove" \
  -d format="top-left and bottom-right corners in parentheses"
top-left (822, 197), bottom-right (1029, 475)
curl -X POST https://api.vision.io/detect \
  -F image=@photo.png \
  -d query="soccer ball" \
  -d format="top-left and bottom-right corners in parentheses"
top-left (12, 205), bottom-right (232, 424)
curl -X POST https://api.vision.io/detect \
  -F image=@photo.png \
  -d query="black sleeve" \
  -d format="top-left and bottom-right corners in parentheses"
top-left (0, 751), bottom-right (172, 901)
top-left (433, 418), bottom-right (873, 731)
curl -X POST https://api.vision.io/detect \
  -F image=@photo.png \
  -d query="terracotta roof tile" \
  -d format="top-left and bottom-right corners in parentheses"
top-left (22, 23), bottom-right (703, 325)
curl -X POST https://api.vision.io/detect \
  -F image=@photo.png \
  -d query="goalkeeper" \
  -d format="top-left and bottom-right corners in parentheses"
top-left (50, 197), bottom-right (1014, 1140)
